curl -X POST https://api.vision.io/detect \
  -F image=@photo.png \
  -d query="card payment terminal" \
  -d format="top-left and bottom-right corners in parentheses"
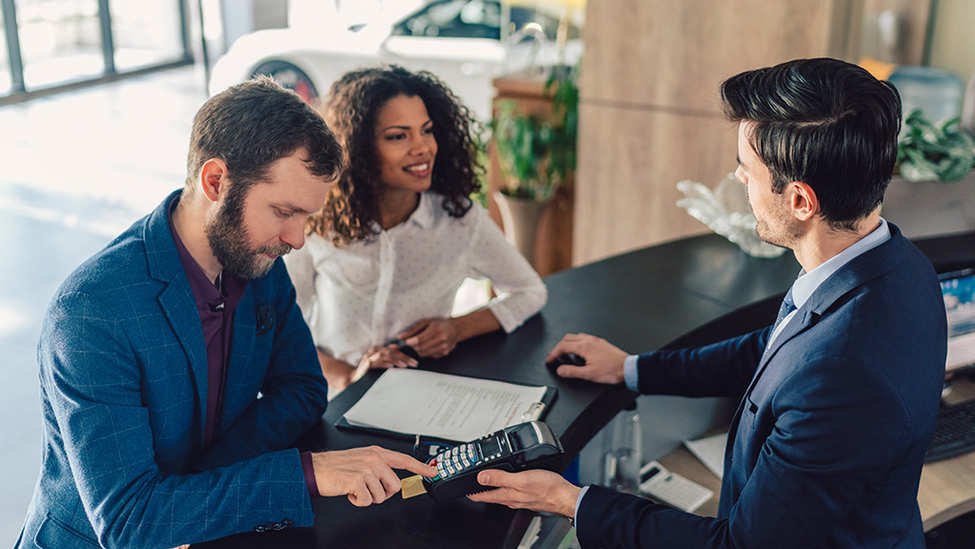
top-left (423, 421), bottom-right (564, 500)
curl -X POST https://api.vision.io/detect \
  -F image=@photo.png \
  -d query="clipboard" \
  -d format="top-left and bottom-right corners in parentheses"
top-left (335, 369), bottom-right (558, 443)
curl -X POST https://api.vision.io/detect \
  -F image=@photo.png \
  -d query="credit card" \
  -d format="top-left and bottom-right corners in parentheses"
top-left (401, 475), bottom-right (428, 499)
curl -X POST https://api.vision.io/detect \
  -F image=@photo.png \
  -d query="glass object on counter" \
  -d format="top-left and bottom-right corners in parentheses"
top-left (888, 66), bottom-right (964, 126)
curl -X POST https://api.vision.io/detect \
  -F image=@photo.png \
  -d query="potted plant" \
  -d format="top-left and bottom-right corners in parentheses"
top-left (883, 109), bottom-right (975, 237)
top-left (896, 110), bottom-right (975, 183)
top-left (491, 69), bottom-right (579, 262)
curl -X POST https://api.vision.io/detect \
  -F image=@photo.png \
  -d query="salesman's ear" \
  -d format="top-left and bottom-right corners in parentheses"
top-left (199, 159), bottom-right (230, 204)
top-left (789, 181), bottom-right (819, 221)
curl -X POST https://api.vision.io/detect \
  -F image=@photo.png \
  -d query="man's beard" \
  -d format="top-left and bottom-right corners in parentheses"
top-left (205, 188), bottom-right (292, 279)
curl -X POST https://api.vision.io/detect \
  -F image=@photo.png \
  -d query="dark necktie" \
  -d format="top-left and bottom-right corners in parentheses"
top-left (773, 288), bottom-right (796, 333)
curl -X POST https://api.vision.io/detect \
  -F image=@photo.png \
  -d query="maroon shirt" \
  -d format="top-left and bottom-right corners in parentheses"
top-left (167, 196), bottom-right (319, 498)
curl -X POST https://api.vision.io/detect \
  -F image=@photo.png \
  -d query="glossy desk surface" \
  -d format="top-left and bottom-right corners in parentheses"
top-left (200, 230), bottom-right (975, 547)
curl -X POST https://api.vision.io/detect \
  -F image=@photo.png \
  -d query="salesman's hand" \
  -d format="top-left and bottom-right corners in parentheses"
top-left (547, 333), bottom-right (629, 385)
top-left (312, 446), bottom-right (437, 507)
top-left (467, 469), bottom-right (581, 518)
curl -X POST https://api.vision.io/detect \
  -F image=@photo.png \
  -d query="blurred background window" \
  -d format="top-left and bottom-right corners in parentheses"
top-left (1, 7), bottom-right (10, 94)
top-left (15, 0), bottom-right (105, 89)
top-left (111, 0), bottom-right (184, 71)
top-left (1, 0), bottom-right (191, 100)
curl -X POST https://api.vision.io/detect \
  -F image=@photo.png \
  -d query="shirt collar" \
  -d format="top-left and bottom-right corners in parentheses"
top-left (167, 194), bottom-right (248, 312)
top-left (406, 192), bottom-right (435, 229)
top-left (371, 192), bottom-right (436, 233)
top-left (791, 217), bottom-right (891, 310)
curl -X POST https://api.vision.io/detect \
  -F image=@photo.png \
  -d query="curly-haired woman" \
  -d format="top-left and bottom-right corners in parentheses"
top-left (285, 65), bottom-right (547, 397)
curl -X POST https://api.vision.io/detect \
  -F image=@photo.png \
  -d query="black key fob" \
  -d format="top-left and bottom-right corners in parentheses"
top-left (384, 338), bottom-right (420, 360)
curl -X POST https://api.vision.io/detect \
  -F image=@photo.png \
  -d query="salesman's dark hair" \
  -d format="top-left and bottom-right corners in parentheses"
top-left (721, 58), bottom-right (902, 231)
top-left (186, 76), bottom-right (342, 195)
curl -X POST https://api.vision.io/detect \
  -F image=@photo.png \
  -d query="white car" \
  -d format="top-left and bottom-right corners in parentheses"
top-left (208, 0), bottom-right (581, 122)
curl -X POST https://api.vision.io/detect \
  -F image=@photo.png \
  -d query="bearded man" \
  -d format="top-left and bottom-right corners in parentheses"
top-left (16, 77), bottom-right (434, 549)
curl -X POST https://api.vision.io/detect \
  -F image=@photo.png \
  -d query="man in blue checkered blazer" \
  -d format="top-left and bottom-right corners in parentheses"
top-left (16, 77), bottom-right (435, 549)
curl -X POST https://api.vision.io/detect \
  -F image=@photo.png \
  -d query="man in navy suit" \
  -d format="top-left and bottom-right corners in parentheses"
top-left (16, 77), bottom-right (435, 549)
top-left (470, 58), bottom-right (947, 548)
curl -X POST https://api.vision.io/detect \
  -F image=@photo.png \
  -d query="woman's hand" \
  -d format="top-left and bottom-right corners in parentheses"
top-left (398, 317), bottom-right (462, 358)
top-left (355, 343), bottom-right (420, 379)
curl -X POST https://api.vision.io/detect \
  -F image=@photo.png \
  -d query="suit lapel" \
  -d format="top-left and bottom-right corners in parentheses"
top-left (720, 225), bottom-right (909, 516)
top-left (145, 190), bottom-right (210, 441)
top-left (221, 290), bottom-right (256, 433)
top-left (726, 226), bottom-right (907, 453)
top-left (740, 225), bottom-right (907, 403)
top-left (158, 283), bottom-right (209, 426)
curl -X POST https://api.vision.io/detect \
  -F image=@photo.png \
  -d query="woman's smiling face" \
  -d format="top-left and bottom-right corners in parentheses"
top-left (373, 94), bottom-right (438, 194)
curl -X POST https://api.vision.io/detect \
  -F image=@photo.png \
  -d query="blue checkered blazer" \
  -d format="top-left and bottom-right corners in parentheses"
top-left (17, 190), bottom-right (328, 548)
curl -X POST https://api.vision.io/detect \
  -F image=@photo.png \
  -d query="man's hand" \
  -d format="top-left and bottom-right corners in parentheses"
top-left (399, 317), bottom-right (461, 358)
top-left (312, 446), bottom-right (437, 507)
top-left (467, 469), bottom-right (581, 518)
top-left (546, 333), bottom-right (629, 385)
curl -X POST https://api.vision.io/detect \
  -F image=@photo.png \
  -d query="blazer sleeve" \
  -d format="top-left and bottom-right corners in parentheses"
top-left (196, 261), bottom-right (328, 470)
top-left (635, 326), bottom-right (771, 397)
top-left (468, 205), bottom-right (547, 332)
top-left (40, 287), bottom-right (316, 549)
top-left (578, 352), bottom-right (923, 549)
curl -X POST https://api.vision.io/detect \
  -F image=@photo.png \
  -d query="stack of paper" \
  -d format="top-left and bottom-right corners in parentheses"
top-left (342, 369), bottom-right (549, 442)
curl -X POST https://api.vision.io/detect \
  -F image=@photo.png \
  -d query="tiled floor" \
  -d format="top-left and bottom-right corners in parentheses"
top-left (0, 65), bottom-right (209, 547)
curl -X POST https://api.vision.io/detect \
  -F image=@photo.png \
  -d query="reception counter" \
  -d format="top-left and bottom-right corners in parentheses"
top-left (199, 229), bottom-right (975, 548)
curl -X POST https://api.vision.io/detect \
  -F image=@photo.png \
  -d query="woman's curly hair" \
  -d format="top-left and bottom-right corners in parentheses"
top-left (307, 65), bottom-right (482, 245)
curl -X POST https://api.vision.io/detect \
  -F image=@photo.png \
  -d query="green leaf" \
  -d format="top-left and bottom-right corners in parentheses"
top-left (897, 110), bottom-right (975, 183)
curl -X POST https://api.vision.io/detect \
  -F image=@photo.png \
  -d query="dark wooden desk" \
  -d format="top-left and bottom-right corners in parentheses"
top-left (200, 230), bottom-right (975, 548)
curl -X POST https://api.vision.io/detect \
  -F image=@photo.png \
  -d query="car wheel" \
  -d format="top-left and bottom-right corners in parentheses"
top-left (250, 60), bottom-right (318, 104)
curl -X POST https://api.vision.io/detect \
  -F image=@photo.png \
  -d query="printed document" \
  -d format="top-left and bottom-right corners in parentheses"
top-left (342, 369), bottom-right (548, 441)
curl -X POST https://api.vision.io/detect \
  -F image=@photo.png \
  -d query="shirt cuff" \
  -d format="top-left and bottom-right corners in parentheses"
top-left (300, 451), bottom-right (320, 499)
top-left (574, 485), bottom-right (590, 529)
top-left (623, 355), bottom-right (640, 391)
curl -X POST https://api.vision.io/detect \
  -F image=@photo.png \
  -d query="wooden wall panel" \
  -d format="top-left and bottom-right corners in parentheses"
top-left (572, 0), bottom-right (863, 266)
top-left (568, 0), bottom-right (933, 266)
top-left (573, 103), bottom-right (738, 264)
top-left (580, 0), bottom-right (845, 111)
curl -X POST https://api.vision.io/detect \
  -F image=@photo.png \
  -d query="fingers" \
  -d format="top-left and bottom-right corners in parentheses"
top-left (361, 346), bottom-right (418, 369)
top-left (554, 363), bottom-right (588, 379)
top-left (378, 447), bottom-right (439, 478)
top-left (545, 333), bottom-right (589, 362)
top-left (344, 448), bottom-right (436, 506)
top-left (347, 468), bottom-right (401, 507)
top-left (468, 469), bottom-right (582, 518)
top-left (314, 447), bottom-right (417, 507)
top-left (467, 469), bottom-right (531, 506)
top-left (403, 318), bottom-right (457, 358)
top-left (545, 333), bottom-right (627, 385)
top-left (398, 319), bottom-right (430, 339)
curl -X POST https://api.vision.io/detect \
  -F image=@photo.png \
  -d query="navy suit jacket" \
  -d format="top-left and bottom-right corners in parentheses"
top-left (578, 225), bottom-right (946, 549)
top-left (17, 191), bottom-right (328, 549)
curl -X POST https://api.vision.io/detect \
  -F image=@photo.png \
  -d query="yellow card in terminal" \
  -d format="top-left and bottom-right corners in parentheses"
top-left (401, 475), bottom-right (428, 499)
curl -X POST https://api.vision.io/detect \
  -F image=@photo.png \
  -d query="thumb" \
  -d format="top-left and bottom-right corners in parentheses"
top-left (555, 364), bottom-right (586, 379)
top-left (477, 469), bottom-right (509, 488)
